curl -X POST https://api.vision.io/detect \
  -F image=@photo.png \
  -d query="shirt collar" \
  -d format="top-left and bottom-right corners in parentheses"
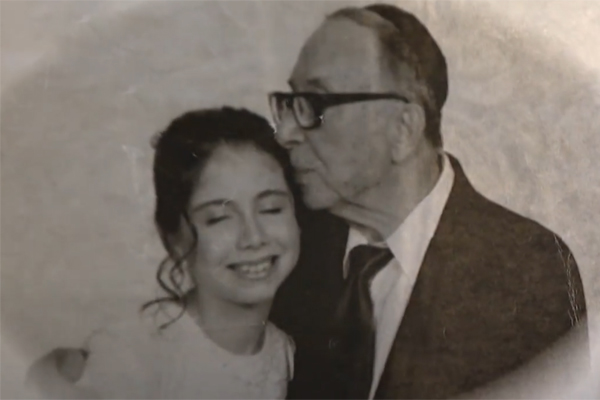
top-left (344, 152), bottom-right (455, 282)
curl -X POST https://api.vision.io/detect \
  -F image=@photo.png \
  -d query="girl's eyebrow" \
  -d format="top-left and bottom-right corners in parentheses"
top-left (190, 199), bottom-right (231, 213)
top-left (257, 190), bottom-right (290, 200)
top-left (191, 190), bottom-right (289, 212)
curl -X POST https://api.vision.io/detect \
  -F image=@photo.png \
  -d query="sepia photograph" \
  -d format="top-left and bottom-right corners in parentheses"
top-left (1, 1), bottom-right (599, 399)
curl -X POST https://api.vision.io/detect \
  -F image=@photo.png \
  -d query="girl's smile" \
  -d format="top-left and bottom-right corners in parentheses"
top-left (227, 255), bottom-right (279, 280)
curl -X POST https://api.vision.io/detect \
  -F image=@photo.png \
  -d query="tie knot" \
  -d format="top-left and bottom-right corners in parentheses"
top-left (347, 244), bottom-right (394, 282)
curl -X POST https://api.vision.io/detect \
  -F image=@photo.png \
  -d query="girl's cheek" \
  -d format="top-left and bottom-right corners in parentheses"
top-left (202, 225), bottom-right (241, 258)
top-left (268, 215), bottom-right (301, 247)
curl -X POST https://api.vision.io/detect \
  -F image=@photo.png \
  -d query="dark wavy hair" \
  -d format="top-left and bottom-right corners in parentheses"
top-left (141, 106), bottom-right (303, 329)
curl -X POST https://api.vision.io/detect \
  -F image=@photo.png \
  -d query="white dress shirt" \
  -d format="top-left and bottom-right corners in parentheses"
top-left (343, 153), bottom-right (455, 399)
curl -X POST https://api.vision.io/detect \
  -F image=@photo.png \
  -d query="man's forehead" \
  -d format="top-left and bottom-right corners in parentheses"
top-left (289, 17), bottom-right (382, 90)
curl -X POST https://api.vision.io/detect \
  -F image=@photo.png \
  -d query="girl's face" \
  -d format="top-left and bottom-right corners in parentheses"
top-left (185, 144), bottom-right (300, 306)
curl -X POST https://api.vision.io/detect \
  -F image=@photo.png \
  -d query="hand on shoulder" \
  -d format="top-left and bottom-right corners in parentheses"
top-left (26, 347), bottom-right (98, 399)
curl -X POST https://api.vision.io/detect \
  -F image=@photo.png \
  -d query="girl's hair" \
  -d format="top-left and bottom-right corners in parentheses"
top-left (141, 107), bottom-right (303, 329)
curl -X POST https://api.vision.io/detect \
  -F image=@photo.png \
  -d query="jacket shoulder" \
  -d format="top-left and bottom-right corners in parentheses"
top-left (446, 179), bottom-right (587, 326)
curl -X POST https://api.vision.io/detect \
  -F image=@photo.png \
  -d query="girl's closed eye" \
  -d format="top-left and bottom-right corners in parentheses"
top-left (258, 195), bottom-right (290, 215)
top-left (194, 201), bottom-right (235, 226)
top-left (206, 215), bottom-right (230, 225)
top-left (261, 206), bottom-right (283, 214)
top-left (201, 206), bottom-right (233, 226)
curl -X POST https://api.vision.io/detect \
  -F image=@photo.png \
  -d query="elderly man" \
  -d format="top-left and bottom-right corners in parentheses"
top-left (268, 3), bottom-right (588, 399)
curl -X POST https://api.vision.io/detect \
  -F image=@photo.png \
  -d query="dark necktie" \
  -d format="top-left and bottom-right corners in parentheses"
top-left (331, 244), bottom-right (394, 399)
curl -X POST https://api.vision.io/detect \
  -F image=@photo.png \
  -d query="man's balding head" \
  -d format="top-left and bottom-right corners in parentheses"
top-left (327, 4), bottom-right (448, 147)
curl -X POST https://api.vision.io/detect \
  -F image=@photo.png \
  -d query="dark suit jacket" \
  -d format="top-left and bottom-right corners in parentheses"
top-left (270, 155), bottom-right (587, 399)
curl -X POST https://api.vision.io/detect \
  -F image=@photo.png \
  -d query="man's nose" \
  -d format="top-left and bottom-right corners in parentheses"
top-left (239, 214), bottom-right (267, 249)
top-left (274, 116), bottom-right (305, 150)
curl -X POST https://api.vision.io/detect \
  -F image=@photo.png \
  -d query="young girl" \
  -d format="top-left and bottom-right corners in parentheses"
top-left (27, 107), bottom-right (302, 399)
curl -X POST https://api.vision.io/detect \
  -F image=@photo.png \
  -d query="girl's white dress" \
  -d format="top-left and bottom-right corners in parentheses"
top-left (75, 309), bottom-right (294, 399)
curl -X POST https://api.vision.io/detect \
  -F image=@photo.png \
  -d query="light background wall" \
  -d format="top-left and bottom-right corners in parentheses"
top-left (1, 1), bottom-right (599, 398)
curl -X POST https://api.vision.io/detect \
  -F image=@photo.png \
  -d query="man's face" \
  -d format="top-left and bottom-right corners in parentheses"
top-left (276, 18), bottom-right (399, 211)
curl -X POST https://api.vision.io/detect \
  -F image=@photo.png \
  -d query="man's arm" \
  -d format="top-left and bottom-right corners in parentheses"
top-left (25, 347), bottom-right (98, 399)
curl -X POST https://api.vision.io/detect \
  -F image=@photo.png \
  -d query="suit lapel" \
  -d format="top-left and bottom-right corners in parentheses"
top-left (395, 154), bottom-right (480, 339)
top-left (375, 154), bottom-right (481, 398)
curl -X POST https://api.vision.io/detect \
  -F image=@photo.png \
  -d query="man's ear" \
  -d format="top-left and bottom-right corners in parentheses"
top-left (390, 103), bottom-right (426, 163)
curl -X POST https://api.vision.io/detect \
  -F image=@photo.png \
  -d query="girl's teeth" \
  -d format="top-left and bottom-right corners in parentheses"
top-left (236, 260), bottom-right (273, 278)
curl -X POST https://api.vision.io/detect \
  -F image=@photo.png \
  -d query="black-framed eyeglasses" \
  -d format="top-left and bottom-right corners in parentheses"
top-left (268, 92), bottom-right (409, 130)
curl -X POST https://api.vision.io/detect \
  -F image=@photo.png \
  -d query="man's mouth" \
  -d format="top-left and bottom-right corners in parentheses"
top-left (295, 169), bottom-right (313, 181)
top-left (296, 169), bottom-right (311, 174)
top-left (228, 256), bottom-right (278, 280)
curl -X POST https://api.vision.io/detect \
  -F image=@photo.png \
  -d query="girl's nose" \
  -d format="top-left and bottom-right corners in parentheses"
top-left (239, 215), bottom-right (267, 249)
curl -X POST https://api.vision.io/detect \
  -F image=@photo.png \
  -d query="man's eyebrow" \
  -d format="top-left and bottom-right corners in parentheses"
top-left (287, 77), bottom-right (329, 92)
top-left (190, 199), bottom-right (231, 213)
top-left (257, 189), bottom-right (290, 200)
top-left (305, 77), bottom-right (329, 92)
